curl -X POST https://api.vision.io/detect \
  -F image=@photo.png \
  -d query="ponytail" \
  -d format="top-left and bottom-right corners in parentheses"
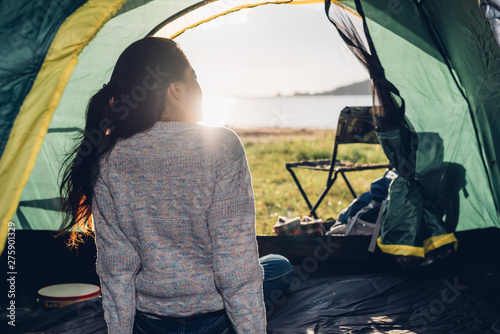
top-left (58, 37), bottom-right (189, 248)
top-left (58, 84), bottom-right (118, 247)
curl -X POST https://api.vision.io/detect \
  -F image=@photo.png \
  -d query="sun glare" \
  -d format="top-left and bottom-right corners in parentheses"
top-left (198, 95), bottom-right (236, 127)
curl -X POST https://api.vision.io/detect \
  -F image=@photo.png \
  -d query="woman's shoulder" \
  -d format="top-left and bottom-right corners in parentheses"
top-left (200, 126), bottom-right (245, 162)
top-left (201, 125), bottom-right (240, 143)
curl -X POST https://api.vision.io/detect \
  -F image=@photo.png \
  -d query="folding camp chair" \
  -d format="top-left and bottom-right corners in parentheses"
top-left (286, 106), bottom-right (392, 219)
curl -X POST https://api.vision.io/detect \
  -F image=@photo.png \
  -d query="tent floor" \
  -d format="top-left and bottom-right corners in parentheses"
top-left (1, 229), bottom-right (499, 333)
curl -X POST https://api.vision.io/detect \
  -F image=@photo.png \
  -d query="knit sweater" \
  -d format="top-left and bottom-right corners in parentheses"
top-left (92, 121), bottom-right (266, 334)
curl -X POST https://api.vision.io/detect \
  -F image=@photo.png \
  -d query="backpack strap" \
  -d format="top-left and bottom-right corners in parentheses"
top-left (368, 199), bottom-right (387, 253)
top-left (345, 200), bottom-right (377, 236)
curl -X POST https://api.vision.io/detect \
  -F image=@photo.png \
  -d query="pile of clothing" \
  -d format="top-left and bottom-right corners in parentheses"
top-left (273, 215), bottom-right (324, 236)
top-left (327, 171), bottom-right (397, 236)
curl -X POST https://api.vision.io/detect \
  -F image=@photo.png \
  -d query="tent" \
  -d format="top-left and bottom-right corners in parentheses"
top-left (1, 0), bottom-right (500, 331)
top-left (0, 0), bottom-right (499, 251)
top-left (320, 0), bottom-right (500, 263)
top-left (1, 0), bottom-right (499, 255)
top-left (2, 0), bottom-right (499, 258)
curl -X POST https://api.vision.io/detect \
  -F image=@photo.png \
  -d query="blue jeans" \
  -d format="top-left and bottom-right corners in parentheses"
top-left (133, 254), bottom-right (293, 334)
top-left (133, 309), bottom-right (234, 334)
top-left (261, 254), bottom-right (294, 303)
top-left (261, 254), bottom-right (294, 314)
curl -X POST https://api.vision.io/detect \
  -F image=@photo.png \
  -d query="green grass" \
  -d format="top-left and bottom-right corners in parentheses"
top-left (239, 130), bottom-right (389, 235)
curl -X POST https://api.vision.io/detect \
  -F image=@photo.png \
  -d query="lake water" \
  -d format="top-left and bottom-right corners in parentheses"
top-left (200, 95), bottom-right (373, 129)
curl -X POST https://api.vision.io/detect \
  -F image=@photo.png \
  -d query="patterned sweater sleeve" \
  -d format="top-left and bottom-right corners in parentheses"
top-left (207, 129), bottom-right (266, 334)
top-left (93, 170), bottom-right (142, 334)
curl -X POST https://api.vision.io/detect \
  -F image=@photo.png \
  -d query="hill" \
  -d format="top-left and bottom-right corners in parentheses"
top-left (293, 79), bottom-right (371, 96)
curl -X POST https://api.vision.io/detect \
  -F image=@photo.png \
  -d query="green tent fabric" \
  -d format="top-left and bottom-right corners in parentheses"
top-left (366, 0), bottom-right (500, 232)
top-left (13, 0), bottom-right (201, 231)
top-left (335, 0), bottom-right (500, 258)
top-left (0, 0), bottom-right (87, 156)
top-left (376, 121), bottom-right (459, 260)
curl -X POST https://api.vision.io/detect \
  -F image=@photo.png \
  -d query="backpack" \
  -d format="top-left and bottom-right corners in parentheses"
top-left (327, 170), bottom-right (397, 237)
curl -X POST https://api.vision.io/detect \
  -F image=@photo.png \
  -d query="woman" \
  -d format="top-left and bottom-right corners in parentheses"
top-left (59, 37), bottom-right (292, 334)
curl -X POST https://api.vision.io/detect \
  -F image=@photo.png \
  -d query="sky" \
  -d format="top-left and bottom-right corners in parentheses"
top-left (173, 2), bottom-right (369, 98)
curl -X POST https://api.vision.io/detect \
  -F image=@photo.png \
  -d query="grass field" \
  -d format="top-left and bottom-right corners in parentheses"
top-left (233, 128), bottom-right (389, 235)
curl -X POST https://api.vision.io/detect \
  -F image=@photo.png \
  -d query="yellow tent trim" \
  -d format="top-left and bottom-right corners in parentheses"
top-left (289, 0), bottom-right (325, 4)
top-left (423, 232), bottom-right (458, 252)
top-left (377, 233), bottom-right (458, 258)
top-left (377, 238), bottom-right (426, 257)
top-left (168, 1), bottom-right (292, 39)
top-left (334, 2), bottom-right (361, 18)
top-left (164, 0), bottom-right (339, 40)
top-left (0, 0), bottom-right (127, 255)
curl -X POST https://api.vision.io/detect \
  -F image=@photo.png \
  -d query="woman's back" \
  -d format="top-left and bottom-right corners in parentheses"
top-left (93, 121), bottom-right (266, 333)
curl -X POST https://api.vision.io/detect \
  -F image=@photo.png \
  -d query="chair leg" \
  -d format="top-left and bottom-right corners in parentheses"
top-left (309, 172), bottom-right (339, 218)
top-left (340, 171), bottom-right (357, 198)
top-left (286, 166), bottom-right (314, 211)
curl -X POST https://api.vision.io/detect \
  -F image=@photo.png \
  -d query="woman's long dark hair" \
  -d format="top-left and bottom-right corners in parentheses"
top-left (58, 37), bottom-right (190, 247)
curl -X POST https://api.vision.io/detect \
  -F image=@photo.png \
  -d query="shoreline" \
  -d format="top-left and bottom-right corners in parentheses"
top-left (231, 127), bottom-right (333, 141)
